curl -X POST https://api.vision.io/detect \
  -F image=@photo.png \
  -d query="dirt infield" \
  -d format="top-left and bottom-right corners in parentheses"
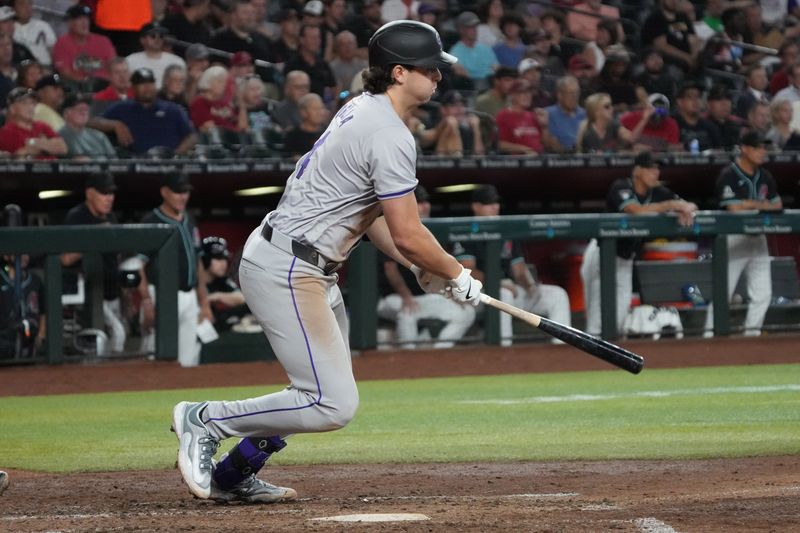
top-left (2, 335), bottom-right (799, 532)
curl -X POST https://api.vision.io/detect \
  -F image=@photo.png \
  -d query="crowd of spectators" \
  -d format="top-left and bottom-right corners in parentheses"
top-left (0, 0), bottom-right (797, 161)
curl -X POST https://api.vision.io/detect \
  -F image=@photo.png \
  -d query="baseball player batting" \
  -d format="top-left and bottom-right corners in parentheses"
top-left (171, 20), bottom-right (483, 503)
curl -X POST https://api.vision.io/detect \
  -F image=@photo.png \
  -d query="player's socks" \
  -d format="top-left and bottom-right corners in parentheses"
top-left (213, 436), bottom-right (287, 490)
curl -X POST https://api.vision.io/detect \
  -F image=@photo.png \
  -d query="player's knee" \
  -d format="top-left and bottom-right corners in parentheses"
top-left (325, 399), bottom-right (359, 430)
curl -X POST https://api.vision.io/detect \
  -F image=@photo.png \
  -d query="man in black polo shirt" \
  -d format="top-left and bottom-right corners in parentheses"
top-left (61, 172), bottom-right (125, 354)
top-left (580, 151), bottom-right (697, 336)
top-left (283, 24), bottom-right (337, 99)
top-left (674, 80), bottom-right (719, 152)
top-left (138, 173), bottom-right (212, 366)
top-left (209, 0), bottom-right (278, 83)
top-left (703, 131), bottom-right (782, 337)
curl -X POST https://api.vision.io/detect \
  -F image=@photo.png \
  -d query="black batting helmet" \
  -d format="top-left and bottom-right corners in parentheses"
top-left (202, 236), bottom-right (230, 269)
top-left (368, 20), bottom-right (457, 70)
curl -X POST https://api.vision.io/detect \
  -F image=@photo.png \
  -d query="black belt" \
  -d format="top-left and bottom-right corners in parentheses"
top-left (261, 223), bottom-right (343, 275)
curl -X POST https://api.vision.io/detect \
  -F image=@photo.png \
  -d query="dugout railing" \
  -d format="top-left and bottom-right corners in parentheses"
top-left (0, 225), bottom-right (180, 364)
top-left (346, 210), bottom-right (800, 350)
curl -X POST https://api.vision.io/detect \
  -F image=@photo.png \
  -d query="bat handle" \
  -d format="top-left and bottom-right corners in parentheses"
top-left (479, 293), bottom-right (542, 327)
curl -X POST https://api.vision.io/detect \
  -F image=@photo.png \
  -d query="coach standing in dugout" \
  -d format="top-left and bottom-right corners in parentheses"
top-left (61, 172), bottom-right (126, 354)
top-left (703, 131), bottom-right (782, 337)
top-left (580, 151), bottom-right (697, 337)
top-left (137, 173), bottom-right (212, 367)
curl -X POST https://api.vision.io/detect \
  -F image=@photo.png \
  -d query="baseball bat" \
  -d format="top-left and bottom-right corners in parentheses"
top-left (479, 293), bottom-right (644, 374)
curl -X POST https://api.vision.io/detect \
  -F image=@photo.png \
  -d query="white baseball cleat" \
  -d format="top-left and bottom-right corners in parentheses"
top-left (172, 401), bottom-right (218, 499)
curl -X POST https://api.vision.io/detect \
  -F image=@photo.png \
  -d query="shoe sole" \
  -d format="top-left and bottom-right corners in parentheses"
top-left (172, 401), bottom-right (211, 500)
top-left (212, 486), bottom-right (298, 505)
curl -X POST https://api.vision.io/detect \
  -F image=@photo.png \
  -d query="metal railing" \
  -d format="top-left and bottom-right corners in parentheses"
top-left (347, 210), bottom-right (800, 349)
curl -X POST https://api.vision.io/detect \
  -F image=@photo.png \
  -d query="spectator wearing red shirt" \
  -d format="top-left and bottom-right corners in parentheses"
top-left (768, 41), bottom-right (798, 96)
top-left (189, 66), bottom-right (247, 137)
top-left (52, 5), bottom-right (117, 86)
top-left (0, 87), bottom-right (67, 159)
top-left (496, 79), bottom-right (545, 155)
top-left (620, 93), bottom-right (681, 152)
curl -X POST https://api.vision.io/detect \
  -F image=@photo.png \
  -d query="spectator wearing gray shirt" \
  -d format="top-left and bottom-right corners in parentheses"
top-left (329, 31), bottom-right (367, 92)
top-left (272, 70), bottom-right (310, 131)
top-left (59, 93), bottom-right (117, 159)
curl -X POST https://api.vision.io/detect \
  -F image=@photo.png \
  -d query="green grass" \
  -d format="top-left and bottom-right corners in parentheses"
top-left (1, 364), bottom-right (799, 473)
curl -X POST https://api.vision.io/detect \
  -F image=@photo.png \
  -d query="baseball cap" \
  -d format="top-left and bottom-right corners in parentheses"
top-left (472, 184), bottom-right (501, 204)
top-left (65, 4), bottom-right (92, 19)
top-left (61, 92), bottom-right (92, 111)
top-left (6, 87), bottom-right (37, 105)
top-left (86, 172), bottom-right (118, 194)
top-left (140, 21), bottom-right (169, 36)
top-left (707, 84), bottom-right (731, 101)
top-left (418, 3), bottom-right (439, 15)
top-left (35, 73), bottom-right (63, 91)
top-left (303, 0), bottom-right (324, 16)
top-left (163, 173), bottom-right (193, 193)
top-left (230, 51), bottom-right (253, 67)
top-left (605, 44), bottom-right (630, 62)
top-left (185, 43), bottom-right (210, 61)
top-left (677, 79), bottom-right (703, 98)
top-left (441, 90), bottom-right (464, 106)
top-left (130, 67), bottom-right (156, 85)
top-left (0, 6), bottom-right (16, 22)
top-left (414, 185), bottom-right (430, 202)
top-left (633, 151), bottom-right (662, 169)
top-left (647, 92), bottom-right (670, 110)
top-left (518, 57), bottom-right (542, 75)
top-left (740, 130), bottom-right (772, 148)
top-left (457, 11), bottom-right (480, 27)
top-left (495, 66), bottom-right (518, 79)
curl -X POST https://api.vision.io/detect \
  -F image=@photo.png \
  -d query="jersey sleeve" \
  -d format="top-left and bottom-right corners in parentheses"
top-left (608, 181), bottom-right (638, 212)
top-left (368, 125), bottom-right (418, 200)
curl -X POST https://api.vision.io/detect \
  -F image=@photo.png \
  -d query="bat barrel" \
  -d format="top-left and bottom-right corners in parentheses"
top-left (537, 317), bottom-right (644, 374)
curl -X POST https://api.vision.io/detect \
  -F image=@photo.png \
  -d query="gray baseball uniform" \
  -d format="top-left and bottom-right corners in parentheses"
top-left (201, 92), bottom-right (418, 440)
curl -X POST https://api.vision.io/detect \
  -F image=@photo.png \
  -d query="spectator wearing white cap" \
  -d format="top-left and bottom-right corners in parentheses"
top-left (518, 57), bottom-right (554, 108)
top-left (12, 0), bottom-right (57, 66)
top-left (126, 22), bottom-right (186, 89)
top-left (619, 92), bottom-right (682, 152)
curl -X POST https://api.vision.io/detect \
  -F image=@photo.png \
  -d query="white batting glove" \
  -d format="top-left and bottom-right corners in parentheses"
top-left (410, 264), bottom-right (448, 295)
top-left (447, 267), bottom-right (482, 306)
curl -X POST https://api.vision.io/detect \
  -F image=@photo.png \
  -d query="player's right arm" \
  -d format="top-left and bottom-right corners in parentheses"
top-left (379, 193), bottom-right (462, 281)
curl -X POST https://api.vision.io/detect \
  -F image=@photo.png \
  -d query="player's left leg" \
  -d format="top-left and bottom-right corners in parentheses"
top-left (176, 289), bottom-right (201, 367)
top-left (742, 238), bottom-right (772, 336)
top-left (523, 283), bottom-right (571, 344)
top-left (102, 298), bottom-right (126, 353)
top-left (211, 436), bottom-right (297, 503)
top-left (615, 258), bottom-right (634, 335)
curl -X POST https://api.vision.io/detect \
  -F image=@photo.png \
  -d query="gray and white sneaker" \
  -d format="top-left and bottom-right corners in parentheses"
top-left (172, 401), bottom-right (219, 499)
top-left (0, 471), bottom-right (9, 496)
top-left (210, 473), bottom-right (298, 504)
